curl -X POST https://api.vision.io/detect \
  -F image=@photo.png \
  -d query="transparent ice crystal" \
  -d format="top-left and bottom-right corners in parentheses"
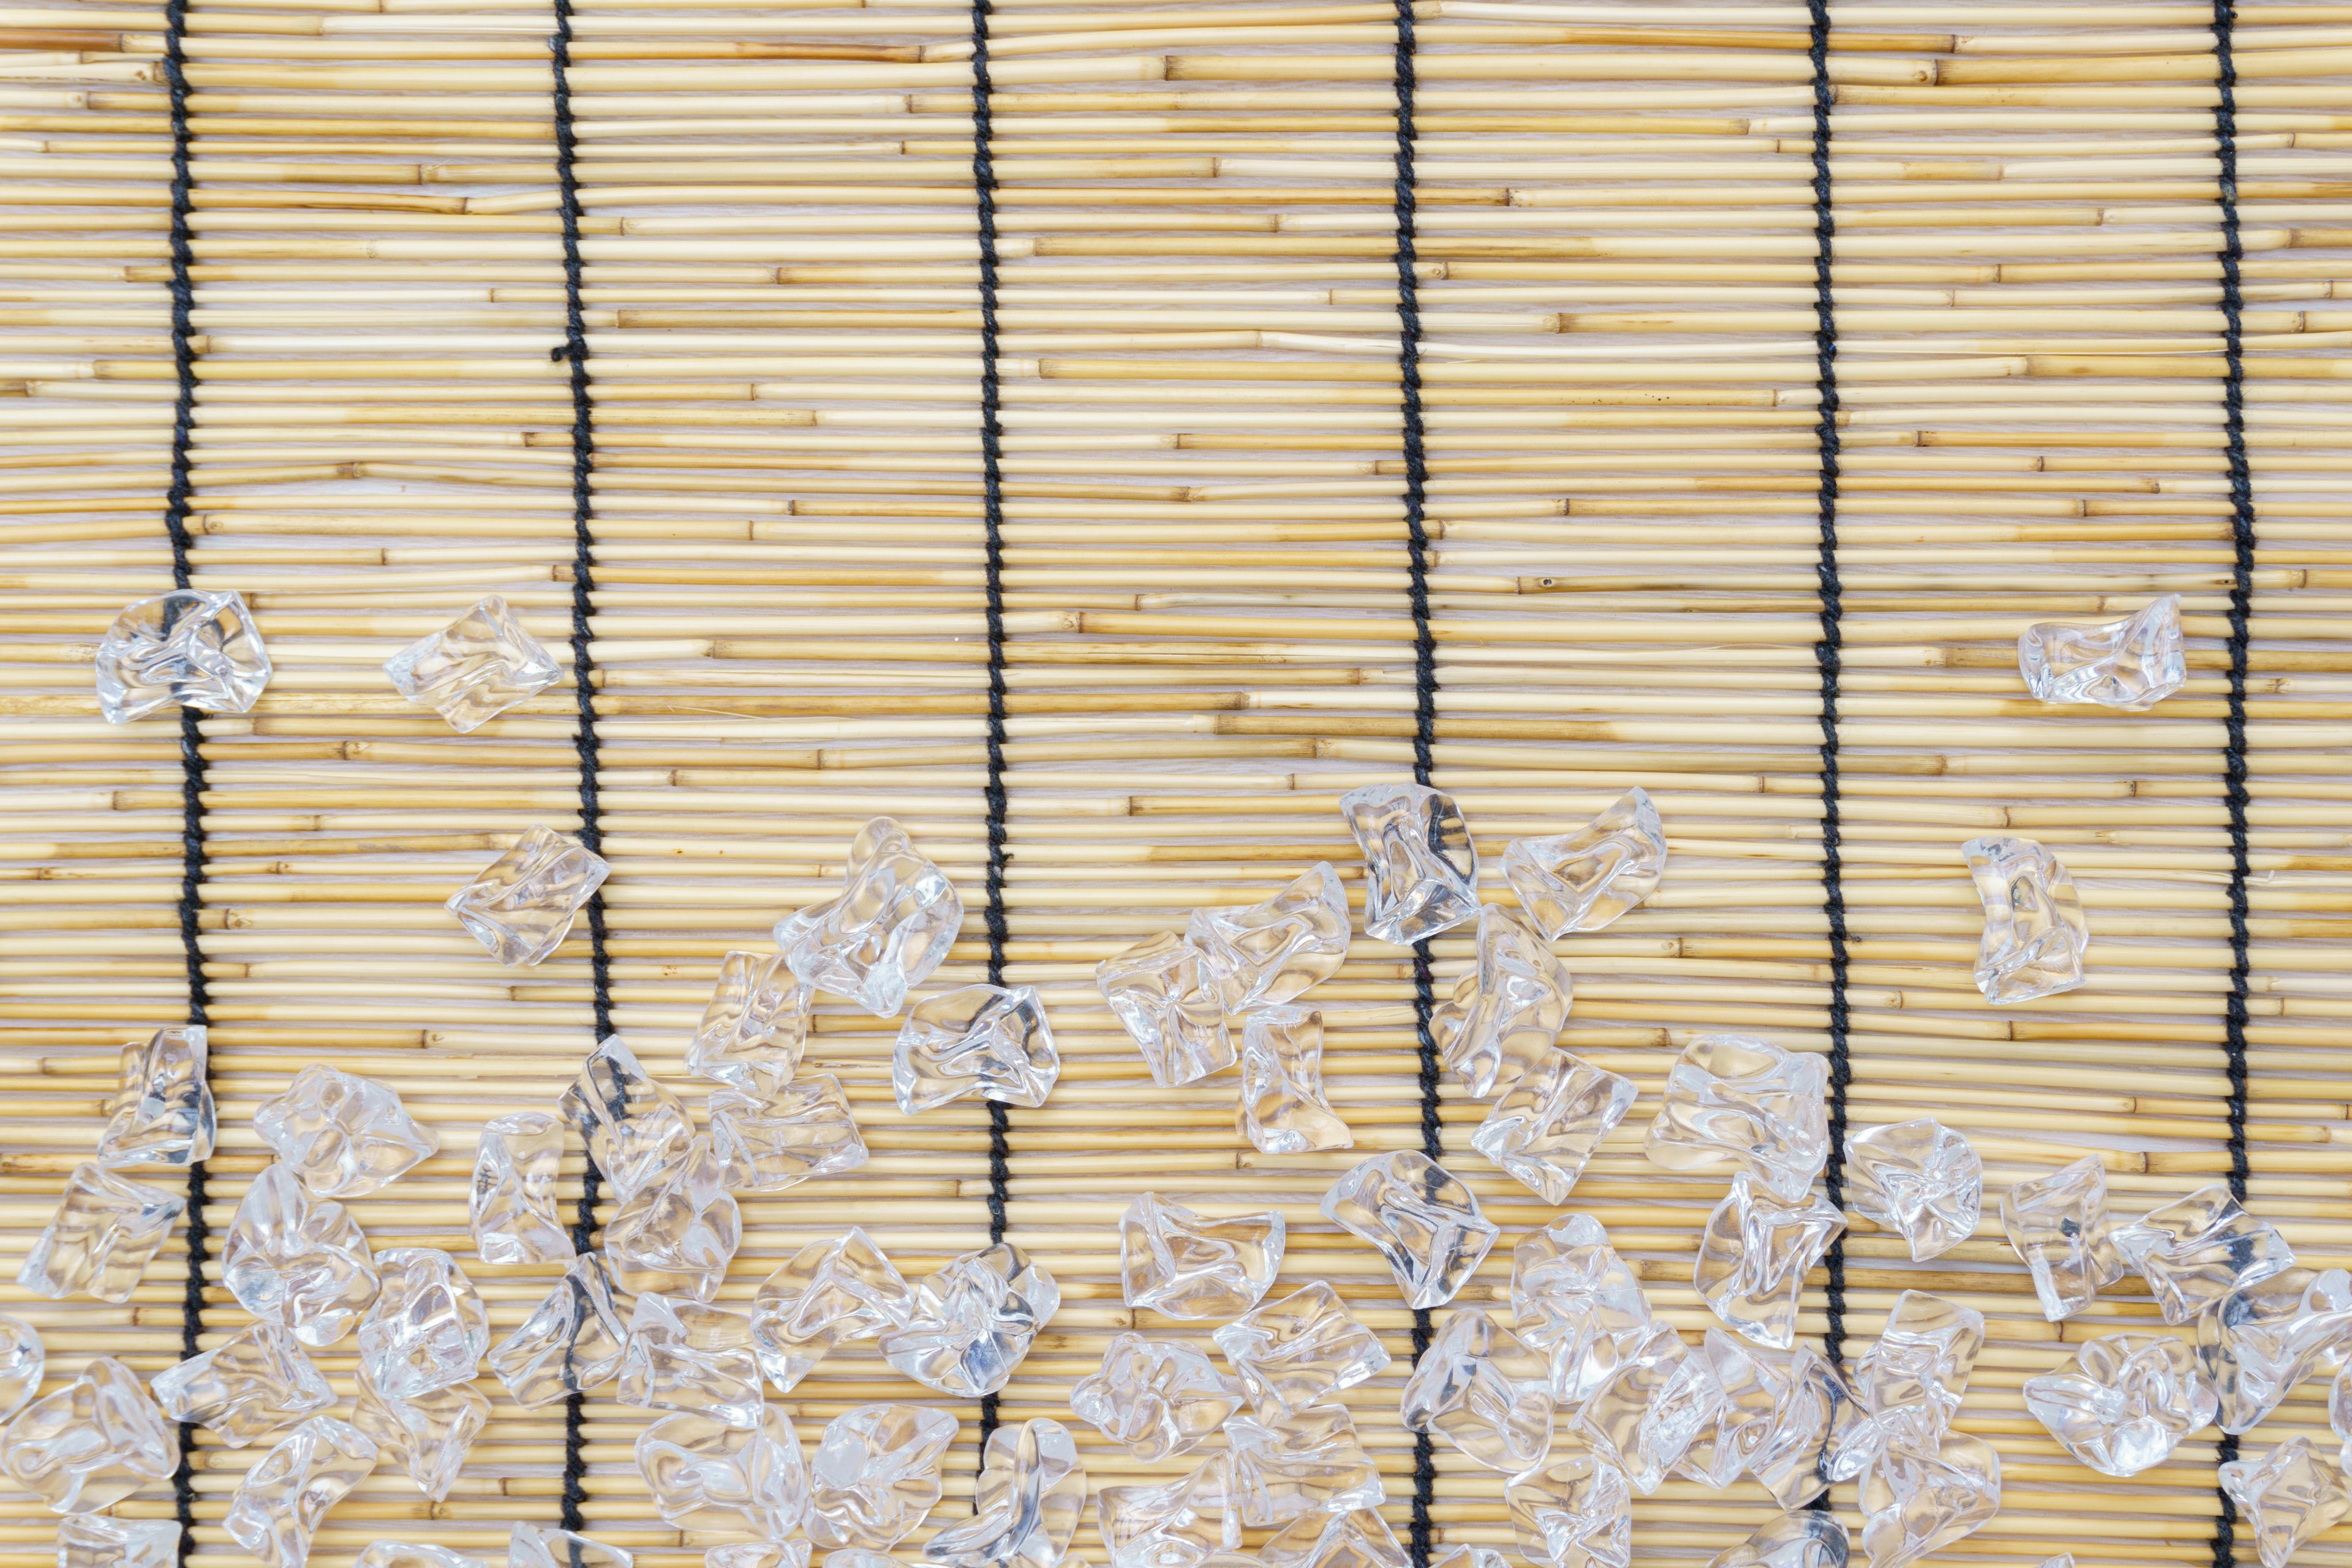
top-left (774, 816), bottom-right (963, 1017)
top-left (95, 588), bottom-right (270, 723)
top-left (357, 1246), bottom-right (488, 1400)
top-left (1695, 1174), bottom-right (1845, 1350)
top-left (223, 1415), bottom-right (377, 1568)
top-left (1340, 782), bottom-right (1479, 944)
top-left (2113, 1182), bottom-right (2296, 1326)
top-left (1225, 1404), bottom-right (1384, 1527)
top-left (58, 1515), bottom-right (182, 1568)
top-left (1396, 1306), bottom-right (1553, 1471)
top-left (1855, 1433), bottom-right (2001, 1568)
top-left (895, 983), bottom-right (1058, 1112)
top-left (617, 1292), bottom-right (764, 1428)
top-left (352, 1372), bottom-right (489, 1502)
top-left (805, 1403), bottom-right (958, 1550)
top-left (96, 1024), bottom-right (213, 1168)
top-left (2018, 594), bottom-right (2185, 711)
top-left (0, 1314), bottom-right (39, 1424)
top-left (446, 824), bottom-right (610, 969)
top-left (1237, 1007), bottom-right (1352, 1154)
top-left (1502, 786), bottom-right (1667, 937)
top-left (1261, 1510), bottom-right (1409, 1568)
top-left (1844, 1119), bottom-right (1981, 1262)
top-left (1706, 1513), bottom-right (1847, 1568)
top-left (511, 1525), bottom-right (632, 1568)
top-left (17, 1162), bottom-right (185, 1305)
top-left (1096, 1453), bottom-right (1238, 1568)
top-left (709, 1075), bottom-right (868, 1193)
top-left (1505, 1446), bottom-right (1630, 1568)
top-left (1100, 932), bottom-right (1235, 1087)
top-left (488, 1253), bottom-right (628, 1408)
top-left (1212, 1281), bottom-right (1391, 1415)
top-left (1962, 835), bottom-right (2088, 1005)
top-left (152, 1321), bottom-right (334, 1448)
top-left (1120, 1193), bottom-right (1284, 1321)
top-left (604, 1134), bottom-right (741, 1300)
top-left (1071, 1332), bottom-right (1245, 1462)
top-left (878, 1242), bottom-right (1058, 1397)
top-left (925, 1417), bottom-right (1087, 1568)
top-left (1643, 1035), bottom-right (1826, 1199)
top-left (1509, 1215), bottom-right (1654, 1410)
top-left (1188, 862), bottom-right (1351, 1012)
top-left (1319, 1151), bottom-right (1498, 1310)
top-left (222, 1163), bottom-right (377, 1348)
top-left (254, 1063), bottom-right (437, 1198)
top-left (2000, 1156), bottom-right (2125, 1321)
top-left (1472, 1049), bottom-right (1635, 1204)
top-left (470, 1108), bottom-right (574, 1266)
top-left (0, 1357), bottom-right (175, 1514)
top-left (637, 1404), bottom-right (809, 1539)
top-left (2218, 1436), bottom-right (2349, 1568)
top-left (2022, 1330), bottom-right (2216, 1477)
top-left (2202, 1266), bottom-right (2352, 1434)
top-left (1431, 905), bottom-right (1572, 1098)
top-left (1574, 1321), bottom-right (1716, 1495)
top-left (752, 1229), bottom-right (914, 1393)
top-left (383, 594), bottom-right (560, 732)
top-left (689, 949), bottom-right (810, 1096)
top-left (1836, 1292), bottom-right (1983, 1477)
top-left (559, 1035), bottom-right (693, 1204)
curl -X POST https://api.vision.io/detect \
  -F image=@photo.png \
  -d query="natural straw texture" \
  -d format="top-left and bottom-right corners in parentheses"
top-left (3, 2), bottom-right (2352, 1567)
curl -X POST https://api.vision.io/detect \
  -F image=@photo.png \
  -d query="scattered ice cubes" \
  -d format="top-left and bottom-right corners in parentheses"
top-left (57, 1515), bottom-right (181, 1568)
top-left (1319, 1151), bottom-right (1498, 1310)
top-left (1855, 1434), bottom-right (2001, 1568)
top-left (1843, 1118), bottom-right (1981, 1262)
top-left (1962, 835), bottom-right (2087, 1005)
top-left (469, 1109), bottom-right (574, 1266)
top-left (447, 824), bottom-right (610, 968)
top-left (774, 816), bottom-right (963, 1017)
top-left (805, 1403), bottom-right (958, 1550)
top-left (223, 1415), bottom-right (376, 1568)
top-left (1096, 1453), bottom-right (1238, 1568)
top-left (689, 950), bottom-right (810, 1096)
top-left (383, 594), bottom-right (561, 731)
top-left (709, 1075), bottom-right (868, 1193)
top-left (2219, 1436), bottom-right (2350, 1568)
top-left (1642, 1035), bottom-right (1826, 1199)
top-left (1237, 1007), bottom-right (1352, 1154)
top-left (0, 1357), bottom-right (175, 1514)
top-left (357, 1247), bottom-right (487, 1400)
top-left (1120, 1193), bottom-right (1284, 1320)
top-left (559, 1035), bottom-right (693, 1204)
top-left (2000, 1156), bottom-right (2125, 1321)
top-left (1431, 905), bottom-right (1572, 1098)
top-left (925, 1417), bottom-right (1086, 1568)
top-left (2202, 1266), bottom-right (2352, 1434)
top-left (95, 588), bottom-right (270, 723)
top-left (878, 1242), bottom-right (1058, 1396)
top-left (1505, 1445), bottom-right (1631, 1568)
top-left (1225, 1403), bottom-right (1384, 1527)
top-left (222, 1163), bottom-right (377, 1347)
top-left (1509, 1215), bottom-right (1654, 1409)
top-left (1574, 1320), bottom-right (1716, 1495)
top-left (1706, 1513), bottom-right (1847, 1568)
top-left (2113, 1182), bottom-right (2296, 1325)
top-left (616, 1292), bottom-right (764, 1428)
top-left (895, 983), bottom-right (1058, 1112)
top-left (1472, 1049), bottom-right (1634, 1204)
top-left (752, 1229), bottom-right (914, 1393)
top-left (17, 1162), bottom-right (186, 1304)
top-left (254, 1063), bottom-right (437, 1198)
top-left (1502, 787), bottom-right (1667, 938)
top-left (1099, 932), bottom-right (1235, 1087)
top-left (1396, 1306), bottom-right (1554, 1471)
top-left (96, 1024), bottom-right (213, 1167)
top-left (1340, 782), bottom-right (1479, 944)
top-left (603, 1134), bottom-right (741, 1300)
top-left (1695, 1174), bottom-right (1845, 1349)
top-left (2018, 594), bottom-right (2185, 710)
top-left (1071, 1332), bottom-right (1245, 1462)
top-left (1212, 1281), bottom-right (1391, 1415)
top-left (488, 1253), bottom-right (628, 1408)
top-left (352, 1373), bottom-right (489, 1502)
top-left (1188, 863), bottom-right (1351, 1012)
top-left (152, 1321), bottom-right (333, 1447)
top-left (2022, 1330), bottom-right (2216, 1477)
top-left (0, 1315), bottom-right (39, 1423)
top-left (637, 1404), bottom-right (808, 1539)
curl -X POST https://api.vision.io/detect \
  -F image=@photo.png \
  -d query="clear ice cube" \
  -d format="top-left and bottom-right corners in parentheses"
top-left (878, 1242), bottom-right (1059, 1397)
top-left (353, 1546), bottom-right (491, 1568)
top-left (636, 1404), bottom-right (809, 1539)
top-left (1642, 1035), bottom-right (1827, 1200)
top-left (2201, 1266), bottom-right (2352, 1434)
top-left (1509, 1214), bottom-right (1654, 1409)
top-left (752, 1228), bottom-right (914, 1393)
top-left (2022, 1330), bottom-right (2216, 1477)
top-left (2218, 1436), bottom-right (2348, 1568)
top-left (559, 1035), bottom-right (693, 1204)
top-left (1741, 1344), bottom-right (1861, 1512)
top-left (709, 1075), bottom-right (869, 1193)
top-left (1212, 1281), bottom-right (1391, 1415)
top-left (469, 1109), bottom-right (575, 1267)
top-left (383, 594), bottom-right (561, 732)
top-left (17, 1162), bottom-right (186, 1305)
top-left (2113, 1182), bottom-right (2296, 1326)
top-left (1396, 1306), bottom-right (1553, 1472)
top-left (253, 1063), bottom-right (437, 1199)
top-left (1260, 1510), bottom-right (1409, 1568)
top-left (924, 1417), bottom-right (1087, 1568)
top-left (1705, 1513), bottom-right (1847, 1568)
top-left (151, 1321), bottom-right (333, 1447)
top-left (1836, 1291), bottom-right (1983, 1476)
top-left (1501, 786), bottom-right (1667, 938)
top-left (1187, 863), bottom-right (1351, 1012)
top-left (96, 1024), bottom-right (213, 1168)
top-left (352, 1371), bottom-right (489, 1502)
top-left (1095, 1453), bottom-right (1238, 1568)
top-left (774, 816), bottom-right (963, 1017)
top-left (1225, 1403), bottom-right (1384, 1527)
top-left (2018, 594), bottom-right (2185, 711)
top-left (1120, 1193), bottom-right (1284, 1321)
top-left (1574, 1321), bottom-right (1716, 1496)
top-left (604, 1134), bottom-right (741, 1300)
top-left (1855, 1433), bottom-right (2001, 1568)
top-left (1471, 1049), bottom-right (1635, 1204)
top-left (2000, 1156), bottom-right (2125, 1321)
top-left (447, 823), bottom-right (610, 969)
top-left (357, 1246), bottom-right (488, 1400)
top-left (1237, 1007), bottom-right (1352, 1155)
top-left (1694, 1174), bottom-right (1845, 1350)
top-left (222, 1163), bottom-right (377, 1348)
top-left (616, 1292), bottom-right (764, 1428)
top-left (895, 983), bottom-right (1058, 1113)
top-left (805, 1403), bottom-right (958, 1550)
top-left (1843, 1118), bottom-right (1981, 1262)
top-left (1319, 1151), bottom-right (1498, 1310)
top-left (1339, 782), bottom-right (1479, 944)
top-left (94, 589), bottom-right (270, 723)
top-left (1504, 1446), bottom-right (1630, 1568)
top-left (511, 1525), bottom-right (632, 1568)
top-left (688, 950), bottom-right (810, 1097)
top-left (487, 1253), bottom-right (628, 1408)
top-left (0, 1357), bottom-right (175, 1514)
top-left (1070, 1332), bottom-right (1245, 1462)
top-left (222, 1415), bottom-right (377, 1568)
top-left (57, 1515), bottom-right (181, 1568)
top-left (1962, 835), bottom-right (2088, 1005)
top-left (1099, 932), bottom-right (1235, 1087)
top-left (0, 1314), bottom-right (39, 1423)
top-left (1431, 905), bottom-right (1572, 1098)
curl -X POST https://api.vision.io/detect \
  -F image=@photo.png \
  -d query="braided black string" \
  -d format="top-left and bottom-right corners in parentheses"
top-left (1804, 0), bottom-right (1854, 1382)
top-left (1390, 4), bottom-right (1440, 1562)
top-left (2211, 1), bottom-right (2255, 1558)
top-left (970, 0), bottom-right (1015, 1466)
top-left (549, 0), bottom-right (608, 1531)
top-left (157, 4), bottom-right (212, 1560)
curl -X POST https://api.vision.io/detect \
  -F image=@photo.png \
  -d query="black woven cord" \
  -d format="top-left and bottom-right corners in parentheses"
top-left (157, 4), bottom-right (213, 1561)
top-left (2211, 4), bottom-right (2256, 1560)
top-left (1390, 5), bottom-right (1441, 1563)
top-left (970, 0), bottom-right (1016, 1466)
top-left (549, 0), bottom-right (609, 1531)
top-left (1803, 0), bottom-right (1855, 1384)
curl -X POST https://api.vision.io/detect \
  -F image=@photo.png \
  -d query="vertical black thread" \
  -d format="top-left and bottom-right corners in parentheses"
top-left (549, 0), bottom-right (606, 1532)
top-left (157, 5), bottom-right (211, 1562)
top-left (1804, 0), bottom-right (1854, 1384)
top-left (2211, 2), bottom-right (2254, 1560)
top-left (1391, 5), bottom-right (1439, 1564)
top-left (969, 0), bottom-right (1015, 1468)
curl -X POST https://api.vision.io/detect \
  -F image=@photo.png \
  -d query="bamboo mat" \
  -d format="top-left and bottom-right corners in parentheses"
top-left (3, 0), bottom-right (2350, 1564)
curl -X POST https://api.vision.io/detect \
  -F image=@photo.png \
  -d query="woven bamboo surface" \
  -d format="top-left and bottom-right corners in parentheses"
top-left (4, 0), bottom-right (2351, 1564)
